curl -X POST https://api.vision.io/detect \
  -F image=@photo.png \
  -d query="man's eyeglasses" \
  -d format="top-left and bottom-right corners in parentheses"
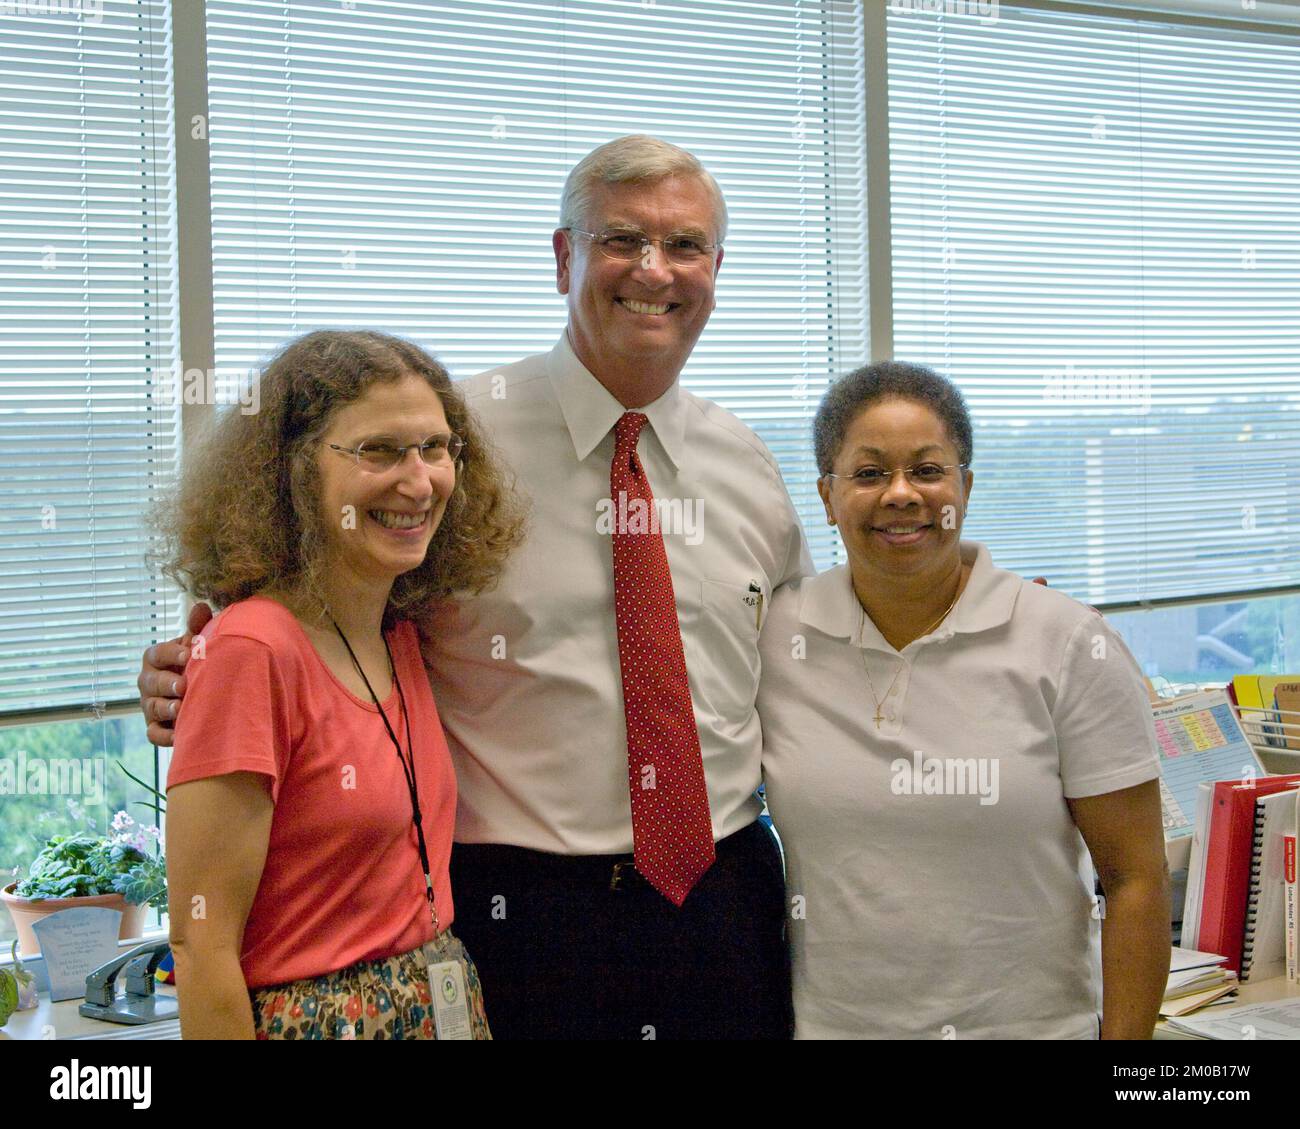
top-left (329, 433), bottom-right (465, 473)
top-left (823, 463), bottom-right (968, 491)
top-left (568, 227), bottom-right (719, 265)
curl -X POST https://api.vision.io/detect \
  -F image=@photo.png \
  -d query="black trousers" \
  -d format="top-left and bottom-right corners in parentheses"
top-left (449, 819), bottom-right (793, 1040)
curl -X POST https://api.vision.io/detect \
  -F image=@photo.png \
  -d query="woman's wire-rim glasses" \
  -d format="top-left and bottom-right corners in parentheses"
top-left (328, 433), bottom-right (465, 473)
top-left (823, 463), bottom-right (969, 490)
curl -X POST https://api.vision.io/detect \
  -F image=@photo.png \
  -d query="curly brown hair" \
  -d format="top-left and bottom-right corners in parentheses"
top-left (152, 330), bottom-right (527, 626)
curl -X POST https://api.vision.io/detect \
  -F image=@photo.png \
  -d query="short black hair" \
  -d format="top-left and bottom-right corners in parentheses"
top-left (813, 360), bottom-right (973, 476)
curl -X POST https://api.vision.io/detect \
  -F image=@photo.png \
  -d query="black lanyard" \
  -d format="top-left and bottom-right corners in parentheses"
top-left (330, 616), bottom-right (438, 933)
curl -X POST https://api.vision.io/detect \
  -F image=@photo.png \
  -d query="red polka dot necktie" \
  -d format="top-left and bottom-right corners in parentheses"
top-left (610, 411), bottom-right (716, 906)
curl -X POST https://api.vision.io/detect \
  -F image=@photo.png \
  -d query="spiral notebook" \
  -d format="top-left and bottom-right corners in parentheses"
top-left (1241, 788), bottom-right (1298, 983)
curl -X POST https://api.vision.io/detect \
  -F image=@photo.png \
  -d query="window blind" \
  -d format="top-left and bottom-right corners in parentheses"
top-left (204, 0), bottom-right (867, 569)
top-left (888, 2), bottom-right (1300, 605)
top-left (0, 0), bottom-right (180, 715)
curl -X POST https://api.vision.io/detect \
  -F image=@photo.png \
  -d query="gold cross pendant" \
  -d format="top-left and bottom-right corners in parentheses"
top-left (872, 708), bottom-right (884, 729)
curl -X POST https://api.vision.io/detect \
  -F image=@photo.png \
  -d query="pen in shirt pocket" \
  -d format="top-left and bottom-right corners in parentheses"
top-left (748, 580), bottom-right (764, 630)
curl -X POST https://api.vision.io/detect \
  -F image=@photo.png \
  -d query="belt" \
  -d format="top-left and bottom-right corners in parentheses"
top-left (453, 819), bottom-right (770, 894)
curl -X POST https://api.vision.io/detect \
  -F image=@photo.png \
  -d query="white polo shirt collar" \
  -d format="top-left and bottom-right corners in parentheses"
top-left (797, 541), bottom-right (1021, 652)
top-left (545, 329), bottom-right (688, 470)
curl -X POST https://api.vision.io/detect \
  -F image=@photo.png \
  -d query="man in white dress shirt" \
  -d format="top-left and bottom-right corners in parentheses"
top-left (140, 135), bottom-right (812, 1039)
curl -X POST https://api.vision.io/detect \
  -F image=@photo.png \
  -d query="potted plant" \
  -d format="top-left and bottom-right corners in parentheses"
top-left (1, 809), bottom-right (166, 958)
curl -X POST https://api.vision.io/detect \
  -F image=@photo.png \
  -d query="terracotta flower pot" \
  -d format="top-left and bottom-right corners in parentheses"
top-left (1, 884), bottom-right (149, 959)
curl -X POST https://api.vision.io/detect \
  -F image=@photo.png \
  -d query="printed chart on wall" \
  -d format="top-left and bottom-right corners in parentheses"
top-left (1154, 690), bottom-right (1263, 838)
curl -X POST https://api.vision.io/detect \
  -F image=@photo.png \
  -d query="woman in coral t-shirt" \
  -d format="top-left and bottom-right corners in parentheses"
top-left (159, 330), bottom-right (523, 1039)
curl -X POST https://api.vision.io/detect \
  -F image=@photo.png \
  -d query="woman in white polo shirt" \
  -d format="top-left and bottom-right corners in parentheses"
top-left (758, 361), bottom-right (1171, 1039)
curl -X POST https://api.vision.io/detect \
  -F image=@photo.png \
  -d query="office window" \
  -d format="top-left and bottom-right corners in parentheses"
top-left (204, 0), bottom-right (868, 568)
top-left (888, 3), bottom-right (1300, 605)
top-left (0, 713), bottom-right (160, 948)
top-left (0, 0), bottom-right (182, 717)
top-left (1111, 591), bottom-right (1300, 688)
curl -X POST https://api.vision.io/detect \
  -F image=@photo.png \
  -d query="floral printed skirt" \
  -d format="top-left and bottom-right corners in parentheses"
top-left (249, 934), bottom-right (491, 1040)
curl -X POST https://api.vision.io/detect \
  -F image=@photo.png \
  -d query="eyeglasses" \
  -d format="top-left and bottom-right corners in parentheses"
top-left (328, 433), bottom-right (465, 473)
top-left (824, 463), bottom-right (968, 491)
top-left (568, 227), bottom-right (720, 265)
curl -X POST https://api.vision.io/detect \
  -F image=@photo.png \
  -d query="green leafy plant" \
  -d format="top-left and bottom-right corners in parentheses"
top-left (12, 810), bottom-right (166, 911)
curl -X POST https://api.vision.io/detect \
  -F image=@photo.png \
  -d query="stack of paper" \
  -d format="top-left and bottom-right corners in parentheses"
top-left (1160, 948), bottom-right (1237, 1018)
top-left (1166, 997), bottom-right (1300, 1039)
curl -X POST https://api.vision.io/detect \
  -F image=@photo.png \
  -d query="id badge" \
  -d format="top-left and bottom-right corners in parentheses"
top-left (422, 932), bottom-right (473, 1041)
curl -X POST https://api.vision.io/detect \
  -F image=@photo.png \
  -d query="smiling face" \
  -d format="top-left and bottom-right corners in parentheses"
top-left (314, 372), bottom-right (457, 589)
top-left (819, 397), bottom-right (974, 588)
top-left (554, 174), bottom-right (723, 406)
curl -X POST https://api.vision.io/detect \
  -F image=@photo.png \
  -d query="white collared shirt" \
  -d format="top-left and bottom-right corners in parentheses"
top-left (758, 541), bottom-right (1161, 1039)
top-left (424, 332), bottom-right (813, 853)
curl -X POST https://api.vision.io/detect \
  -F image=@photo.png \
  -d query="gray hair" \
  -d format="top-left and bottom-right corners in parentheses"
top-left (814, 360), bottom-right (974, 476)
top-left (558, 134), bottom-right (729, 242)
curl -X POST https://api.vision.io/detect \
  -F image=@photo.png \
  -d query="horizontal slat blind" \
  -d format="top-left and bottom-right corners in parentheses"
top-left (0, 0), bottom-right (181, 714)
top-left (888, 3), bottom-right (1300, 604)
top-left (205, 0), bottom-right (867, 569)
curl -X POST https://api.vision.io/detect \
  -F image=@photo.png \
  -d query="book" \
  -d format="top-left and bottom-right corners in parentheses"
top-left (1179, 782), bottom-right (1214, 950)
top-left (1241, 789), bottom-right (1296, 982)
top-left (1285, 831), bottom-right (1297, 982)
top-left (1197, 774), bottom-right (1300, 973)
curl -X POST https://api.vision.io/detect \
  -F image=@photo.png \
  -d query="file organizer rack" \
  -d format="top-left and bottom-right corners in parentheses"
top-left (1231, 701), bottom-right (1300, 767)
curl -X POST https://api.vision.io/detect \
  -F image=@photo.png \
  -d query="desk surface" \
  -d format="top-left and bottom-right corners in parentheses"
top-left (8, 975), bottom-right (1297, 1040)
top-left (1, 985), bottom-right (180, 1040)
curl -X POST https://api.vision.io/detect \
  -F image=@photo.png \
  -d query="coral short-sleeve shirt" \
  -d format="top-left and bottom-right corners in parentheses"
top-left (168, 596), bottom-right (455, 989)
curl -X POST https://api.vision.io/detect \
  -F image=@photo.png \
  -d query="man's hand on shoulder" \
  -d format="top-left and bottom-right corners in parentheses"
top-left (138, 602), bottom-right (213, 746)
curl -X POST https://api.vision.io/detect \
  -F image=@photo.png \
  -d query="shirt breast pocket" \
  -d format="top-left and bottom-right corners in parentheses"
top-left (691, 578), bottom-right (763, 727)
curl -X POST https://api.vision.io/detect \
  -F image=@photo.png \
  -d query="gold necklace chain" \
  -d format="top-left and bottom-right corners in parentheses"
top-left (858, 583), bottom-right (962, 729)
